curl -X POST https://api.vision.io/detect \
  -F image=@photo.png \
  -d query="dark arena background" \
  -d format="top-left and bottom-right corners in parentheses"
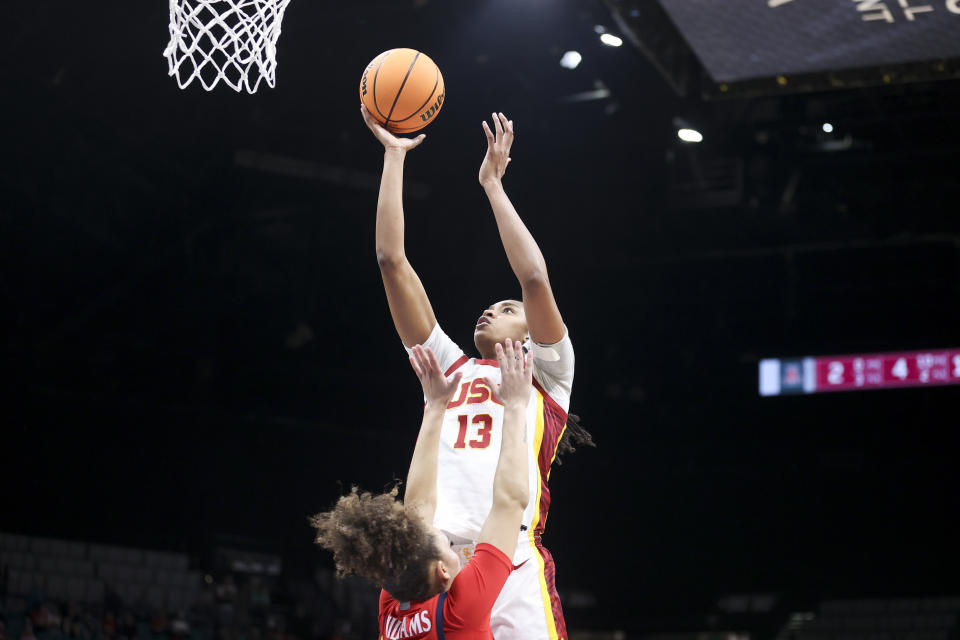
top-left (2, 1), bottom-right (959, 639)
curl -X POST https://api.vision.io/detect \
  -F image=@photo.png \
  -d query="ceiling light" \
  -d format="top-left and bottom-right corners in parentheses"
top-left (822, 122), bottom-right (834, 133)
top-left (560, 51), bottom-right (582, 69)
top-left (600, 33), bottom-right (623, 47)
top-left (677, 128), bottom-right (703, 143)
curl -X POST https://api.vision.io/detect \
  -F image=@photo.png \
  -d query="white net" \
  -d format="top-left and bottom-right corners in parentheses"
top-left (163, 0), bottom-right (293, 93)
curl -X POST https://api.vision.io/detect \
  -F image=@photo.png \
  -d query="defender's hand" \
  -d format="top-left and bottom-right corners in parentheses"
top-left (484, 338), bottom-right (531, 410)
top-left (479, 112), bottom-right (514, 187)
top-left (361, 104), bottom-right (426, 152)
top-left (409, 345), bottom-right (464, 407)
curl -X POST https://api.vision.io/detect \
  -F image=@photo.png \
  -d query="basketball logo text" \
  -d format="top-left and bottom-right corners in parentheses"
top-left (420, 92), bottom-right (445, 122)
top-left (361, 54), bottom-right (382, 97)
top-left (361, 66), bottom-right (371, 96)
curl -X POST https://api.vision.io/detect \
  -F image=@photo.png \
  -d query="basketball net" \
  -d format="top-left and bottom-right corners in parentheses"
top-left (163, 0), bottom-right (292, 93)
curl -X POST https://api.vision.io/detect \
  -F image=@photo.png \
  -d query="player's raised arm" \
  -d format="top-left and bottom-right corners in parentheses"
top-left (476, 339), bottom-right (531, 559)
top-left (362, 104), bottom-right (437, 348)
top-left (403, 345), bottom-right (464, 524)
top-left (479, 112), bottom-right (566, 345)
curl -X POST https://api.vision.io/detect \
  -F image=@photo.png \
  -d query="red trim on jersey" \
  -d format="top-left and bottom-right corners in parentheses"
top-left (444, 355), bottom-right (470, 377)
top-left (535, 535), bottom-right (568, 640)
top-left (531, 378), bottom-right (569, 424)
top-left (531, 378), bottom-right (568, 535)
top-left (474, 358), bottom-right (499, 367)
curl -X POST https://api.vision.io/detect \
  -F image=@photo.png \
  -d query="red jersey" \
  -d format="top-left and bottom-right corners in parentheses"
top-left (378, 543), bottom-right (513, 640)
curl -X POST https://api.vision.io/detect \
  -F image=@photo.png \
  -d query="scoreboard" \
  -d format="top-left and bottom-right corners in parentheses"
top-left (657, 0), bottom-right (960, 83)
top-left (759, 349), bottom-right (960, 396)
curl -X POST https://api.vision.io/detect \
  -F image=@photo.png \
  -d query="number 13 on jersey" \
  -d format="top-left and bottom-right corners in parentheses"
top-left (454, 414), bottom-right (493, 449)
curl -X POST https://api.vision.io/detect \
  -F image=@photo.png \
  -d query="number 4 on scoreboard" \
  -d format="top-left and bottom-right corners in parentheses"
top-left (891, 357), bottom-right (908, 381)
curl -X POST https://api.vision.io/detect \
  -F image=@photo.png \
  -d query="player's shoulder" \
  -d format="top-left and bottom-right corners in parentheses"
top-left (531, 327), bottom-right (573, 360)
top-left (451, 544), bottom-right (512, 590)
top-left (472, 542), bottom-right (513, 566)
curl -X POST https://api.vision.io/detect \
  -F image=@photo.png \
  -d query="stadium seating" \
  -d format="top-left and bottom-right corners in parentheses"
top-left (1, 532), bottom-right (199, 611)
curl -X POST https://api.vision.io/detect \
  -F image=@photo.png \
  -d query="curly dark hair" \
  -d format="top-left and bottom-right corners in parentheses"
top-left (553, 413), bottom-right (596, 466)
top-left (309, 486), bottom-right (442, 602)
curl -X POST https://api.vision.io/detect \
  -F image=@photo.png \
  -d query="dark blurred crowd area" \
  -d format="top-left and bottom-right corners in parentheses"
top-left (0, 534), bottom-right (379, 640)
top-left (5, 534), bottom-right (958, 640)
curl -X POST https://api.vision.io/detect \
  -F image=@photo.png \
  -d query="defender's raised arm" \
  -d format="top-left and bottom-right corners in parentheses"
top-left (403, 345), bottom-right (464, 524)
top-left (476, 338), bottom-right (532, 560)
top-left (479, 112), bottom-right (566, 346)
top-left (362, 104), bottom-right (437, 347)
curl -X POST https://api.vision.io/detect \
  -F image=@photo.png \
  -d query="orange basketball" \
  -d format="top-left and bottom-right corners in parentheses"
top-left (359, 49), bottom-right (445, 134)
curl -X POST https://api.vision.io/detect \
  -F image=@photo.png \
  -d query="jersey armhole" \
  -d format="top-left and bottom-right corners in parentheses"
top-left (444, 355), bottom-right (470, 377)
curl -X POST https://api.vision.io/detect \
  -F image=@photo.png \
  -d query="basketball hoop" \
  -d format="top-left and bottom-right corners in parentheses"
top-left (163, 0), bottom-right (293, 93)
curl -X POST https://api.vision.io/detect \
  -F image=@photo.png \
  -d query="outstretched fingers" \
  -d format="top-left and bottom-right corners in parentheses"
top-left (410, 345), bottom-right (426, 377)
top-left (411, 345), bottom-right (439, 378)
top-left (494, 341), bottom-right (506, 369)
top-left (497, 338), bottom-right (522, 374)
top-left (498, 112), bottom-right (513, 139)
top-left (494, 338), bottom-right (532, 406)
top-left (501, 338), bottom-right (514, 372)
top-left (482, 120), bottom-right (495, 145)
top-left (408, 349), bottom-right (425, 378)
top-left (424, 345), bottom-right (443, 376)
top-left (411, 344), bottom-right (460, 390)
top-left (360, 104), bottom-right (381, 132)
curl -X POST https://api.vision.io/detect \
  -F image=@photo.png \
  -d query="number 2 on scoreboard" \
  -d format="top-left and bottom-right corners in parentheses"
top-left (454, 414), bottom-right (493, 449)
top-left (828, 361), bottom-right (844, 385)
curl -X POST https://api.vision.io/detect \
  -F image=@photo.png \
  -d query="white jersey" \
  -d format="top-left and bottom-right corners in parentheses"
top-left (404, 324), bottom-right (574, 564)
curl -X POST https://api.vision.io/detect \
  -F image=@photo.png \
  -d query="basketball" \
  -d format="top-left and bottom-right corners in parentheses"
top-left (359, 49), bottom-right (445, 134)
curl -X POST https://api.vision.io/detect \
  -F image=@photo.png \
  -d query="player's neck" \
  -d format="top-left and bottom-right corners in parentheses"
top-left (476, 338), bottom-right (525, 361)
top-left (475, 338), bottom-right (496, 361)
